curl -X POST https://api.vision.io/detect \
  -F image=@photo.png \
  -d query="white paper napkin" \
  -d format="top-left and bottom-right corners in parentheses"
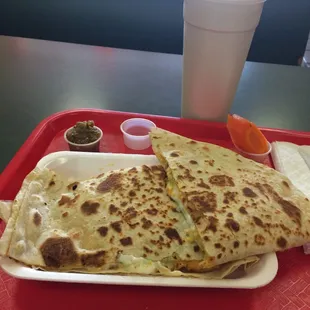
top-left (271, 141), bottom-right (310, 254)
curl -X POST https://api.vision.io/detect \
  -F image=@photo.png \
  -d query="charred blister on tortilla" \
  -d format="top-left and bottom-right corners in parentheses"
top-left (81, 200), bottom-right (100, 215)
top-left (58, 194), bottom-right (80, 207)
top-left (40, 237), bottom-right (78, 268)
top-left (67, 182), bottom-right (79, 191)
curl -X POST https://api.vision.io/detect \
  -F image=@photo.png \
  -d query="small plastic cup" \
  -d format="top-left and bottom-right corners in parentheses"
top-left (64, 126), bottom-right (103, 152)
top-left (120, 118), bottom-right (156, 150)
top-left (235, 142), bottom-right (272, 163)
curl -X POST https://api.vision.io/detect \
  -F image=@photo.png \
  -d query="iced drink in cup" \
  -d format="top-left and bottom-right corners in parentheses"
top-left (181, 0), bottom-right (267, 122)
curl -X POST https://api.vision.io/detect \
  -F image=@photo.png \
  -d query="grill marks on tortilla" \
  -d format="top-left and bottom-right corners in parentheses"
top-left (209, 175), bottom-right (234, 187)
top-left (97, 173), bottom-right (123, 193)
top-left (81, 201), bottom-right (100, 215)
top-left (40, 237), bottom-right (78, 268)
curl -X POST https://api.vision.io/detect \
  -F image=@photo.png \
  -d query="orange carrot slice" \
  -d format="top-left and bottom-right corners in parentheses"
top-left (227, 114), bottom-right (269, 154)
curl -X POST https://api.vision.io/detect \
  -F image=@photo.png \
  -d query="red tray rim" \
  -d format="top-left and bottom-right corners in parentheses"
top-left (2, 108), bottom-right (310, 192)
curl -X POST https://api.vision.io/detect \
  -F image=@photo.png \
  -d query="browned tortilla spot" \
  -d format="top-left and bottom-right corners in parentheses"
top-left (128, 222), bottom-right (139, 229)
top-left (209, 175), bottom-right (235, 187)
top-left (239, 207), bottom-right (248, 214)
top-left (62, 212), bottom-right (68, 218)
top-left (189, 160), bottom-right (198, 165)
top-left (97, 226), bottom-right (108, 237)
top-left (143, 246), bottom-right (153, 254)
top-left (164, 228), bottom-right (183, 245)
top-left (255, 234), bottom-right (265, 245)
top-left (129, 190), bottom-right (136, 197)
top-left (217, 253), bottom-right (222, 259)
top-left (33, 212), bottom-right (42, 226)
top-left (253, 216), bottom-right (264, 228)
top-left (146, 208), bottom-right (158, 216)
top-left (109, 204), bottom-right (118, 214)
top-left (170, 152), bottom-right (179, 157)
top-left (67, 182), bottom-right (79, 191)
top-left (233, 241), bottom-right (240, 248)
top-left (277, 237), bottom-right (287, 249)
top-left (193, 245), bottom-right (200, 252)
top-left (58, 195), bottom-right (72, 206)
top-left (124, 207), bottom-right (138, 221)
top-left (197, 179), bottom-right (211, 189)
top-left (183, 169), bottom-right (195, 182)
top-left (188, 193), bottom-right (217, 221)
top-left (214, 243), bottom-right (222, 248)
top-left (223, 191), bottom-right (238, 204)
top-left (128, 167), bottom-right (138, 174)
top-left (81, 201), bottom-right (100, 215)
top-left (120, 237), bottom-right (133, 246)
top-left (280, 224), bottom-right (291, 234)
top-left (227, 213), bottom-right (233, 218)
top-left (262, 183), bottom-right (301, 226)
top-left (97, 173), bottom-right (122, 193)
top-left (243, 187), bottom-right (257, 198)
top-left (204, 236), bottom-right (210, 241)
top-left (207, 160), bottom-right (215, 167)
top-left (225, 218), bottom-right (240, 232)
top-left (206, 216), bottom-right (219, 233)
top-left (121, 202), bottom-right (127, 207)
top-left (282, 181), bottom-right (290, 188)
top-left (111, 221), bottom-right (122, 233)
top-left (81, 251), bottom-right (106, 267)
top-left (49, 180), bottom-right (55, 187)
top-left (40, 237), bottom-right (78, 268)
top-left (141, 217), bottom-right (152, 229)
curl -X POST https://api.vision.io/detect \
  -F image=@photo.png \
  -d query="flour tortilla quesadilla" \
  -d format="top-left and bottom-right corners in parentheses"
top-left (0, 165), bottom-right (258, 278)
top-left (150, 128), bottom-right (310, 268)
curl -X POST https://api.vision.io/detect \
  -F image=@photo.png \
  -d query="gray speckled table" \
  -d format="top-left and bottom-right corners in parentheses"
top-left (1, 36), bottom-right (310, 172)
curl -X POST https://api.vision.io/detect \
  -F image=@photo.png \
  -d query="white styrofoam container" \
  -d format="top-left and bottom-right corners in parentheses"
top-left (0, 151), bottom-right (278, 288)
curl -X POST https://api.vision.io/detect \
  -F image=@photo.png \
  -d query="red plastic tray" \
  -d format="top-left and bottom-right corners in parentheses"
top-left (1, 109), bottom-right (310, 310)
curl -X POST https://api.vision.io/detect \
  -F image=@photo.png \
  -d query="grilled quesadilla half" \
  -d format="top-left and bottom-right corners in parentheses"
top-left (0, 165), bottom-right (258, 279)
top-left (150, 128), bottom-right (310, 268)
